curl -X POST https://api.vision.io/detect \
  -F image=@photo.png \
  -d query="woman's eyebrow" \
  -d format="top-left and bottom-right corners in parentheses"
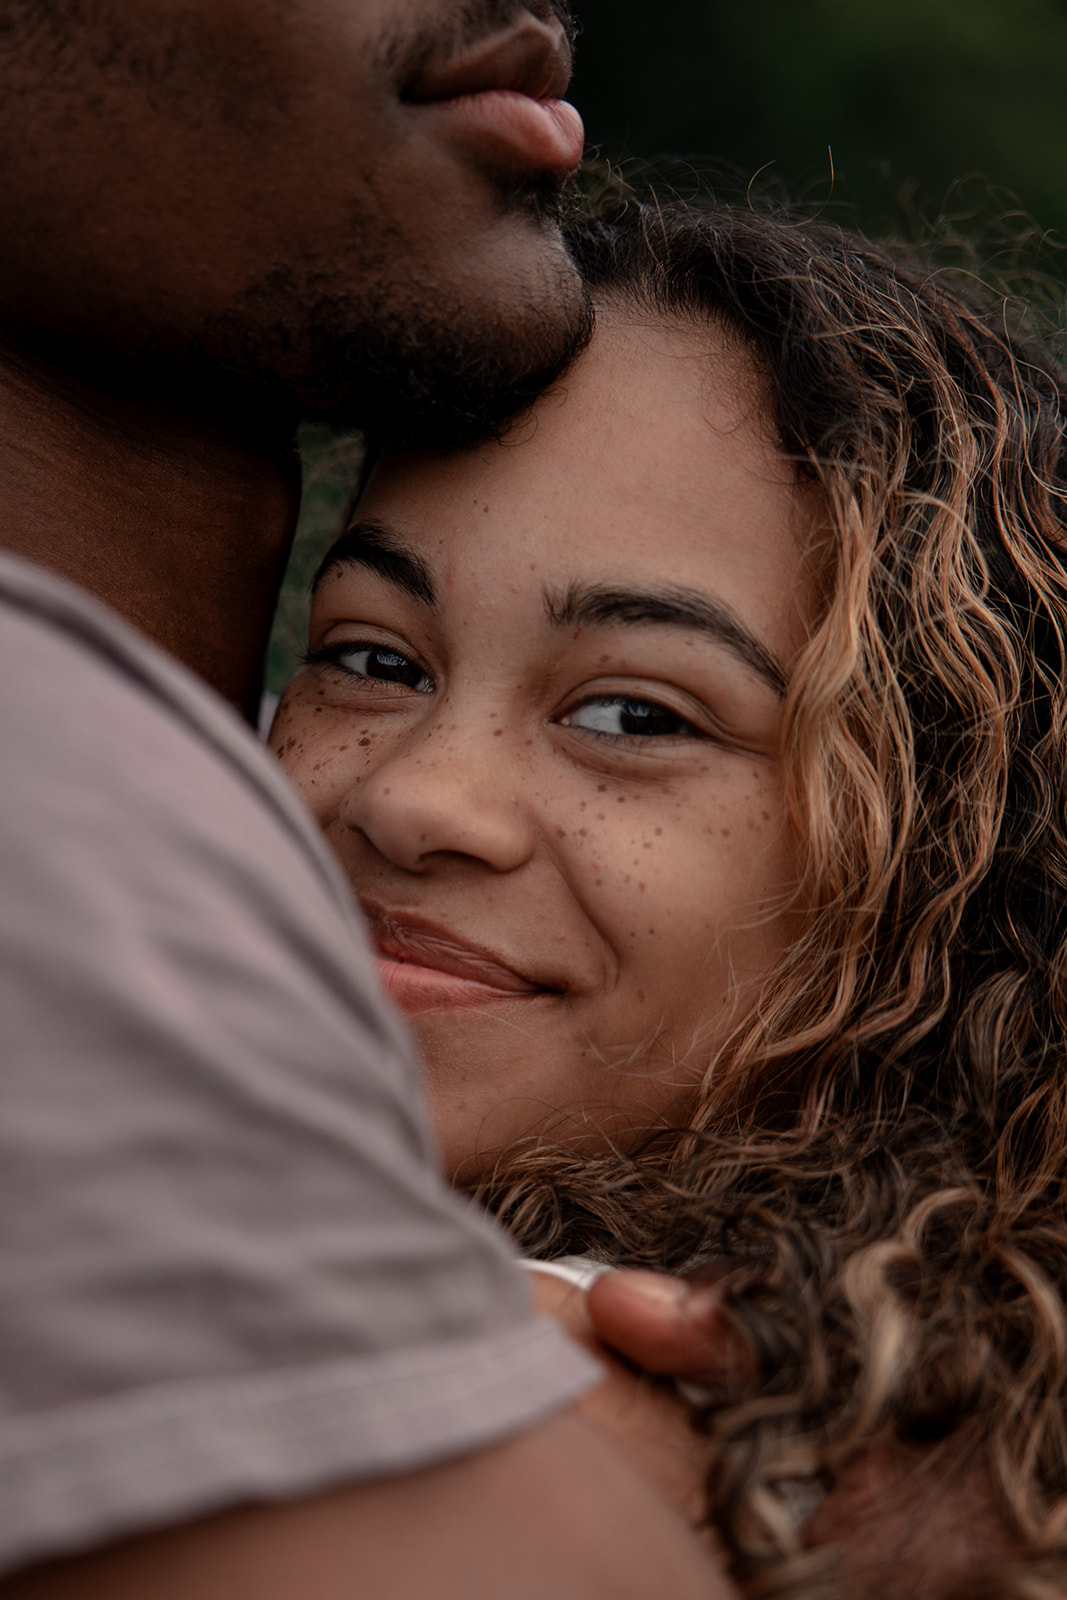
top-left (312, 520), bottom-right (437, 608)
top-left (545, 581), bottom-right (788, 697)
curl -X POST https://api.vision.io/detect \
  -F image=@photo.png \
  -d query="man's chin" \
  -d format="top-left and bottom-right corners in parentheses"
top-left (301, 275), bottom-right (592, 448)
top-left (355, 305), bottom-right (593, 449)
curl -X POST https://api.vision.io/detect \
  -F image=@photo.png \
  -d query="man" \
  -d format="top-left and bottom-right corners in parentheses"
top-left (0, 0), bottom-right (592, 715)
top-left (0, 2), bottom-right (733, 1595)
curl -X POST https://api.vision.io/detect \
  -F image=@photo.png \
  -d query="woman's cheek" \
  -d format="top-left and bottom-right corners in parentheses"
top-left (270, 689), bottom-right (382, 820)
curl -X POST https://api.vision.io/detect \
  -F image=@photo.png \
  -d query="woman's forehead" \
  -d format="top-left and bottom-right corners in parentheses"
top-left (357, 316), bottom-right (817, 661)
top-left (367, 318), bottom-right (783, 522)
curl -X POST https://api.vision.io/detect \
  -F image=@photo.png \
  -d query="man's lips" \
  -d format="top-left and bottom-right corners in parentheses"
top-left (404, 14), bottom-right (573, 104)
top-left (360, 901), bottom-right (562, 1013)
top-left (404, 15), bottom-right (584, 175)
top-left (420, 91), bottom-right (583, 174)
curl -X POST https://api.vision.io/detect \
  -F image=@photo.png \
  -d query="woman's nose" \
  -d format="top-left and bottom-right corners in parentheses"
top-left (338, 719), bottom-right (538, 875)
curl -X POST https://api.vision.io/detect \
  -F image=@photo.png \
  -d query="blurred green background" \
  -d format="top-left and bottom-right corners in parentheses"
top-left (265, 424), bottom-right (364, 699)
top-left (570, 0), bottom-right (1067, 242)
top-left (266, 0), bottom-right (1067, 701)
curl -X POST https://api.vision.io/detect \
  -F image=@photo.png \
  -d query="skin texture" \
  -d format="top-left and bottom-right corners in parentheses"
top-left (586, 1271), bottom-right (756, 1387)
top-left (0, 1412), bottom-right (736, 1600)
top-left (806, 1434), bottom-right (1013, 1598)
top-left (0, 0), bottom-right (589, 712)
top-left (529, 1271), bottom-right (721, 1537)
top-left (273, 313), bottom-right (817, 1175)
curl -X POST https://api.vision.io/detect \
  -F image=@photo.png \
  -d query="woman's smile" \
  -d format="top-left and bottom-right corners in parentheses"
top-left (272, 312), bottom-right (818, 1175)
top-left (360, 899), bottom-right (566, 1012)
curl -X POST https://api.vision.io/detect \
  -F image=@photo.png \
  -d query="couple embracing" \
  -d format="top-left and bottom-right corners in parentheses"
top-left (1, 3), bottom-right (1065, 1598)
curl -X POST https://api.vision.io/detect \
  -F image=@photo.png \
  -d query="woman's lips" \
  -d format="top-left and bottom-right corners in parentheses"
top-left (417, 90), bottom-right (584, 175)
top-left (376, 957), bottom-right (542, 1014)
top-left (361, 901), bottom-right (560, 1015)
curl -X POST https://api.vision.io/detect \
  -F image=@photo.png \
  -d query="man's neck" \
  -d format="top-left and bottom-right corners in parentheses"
top-left (0, 345), bottom-right (302, 721)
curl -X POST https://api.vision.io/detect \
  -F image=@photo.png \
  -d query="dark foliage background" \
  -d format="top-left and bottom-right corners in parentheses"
top-left (569, 0), bottom-right (1067, 243)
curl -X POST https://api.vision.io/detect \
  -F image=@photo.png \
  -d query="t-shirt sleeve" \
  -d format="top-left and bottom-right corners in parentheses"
top-left (0, 560), bottom-right (598, 1578)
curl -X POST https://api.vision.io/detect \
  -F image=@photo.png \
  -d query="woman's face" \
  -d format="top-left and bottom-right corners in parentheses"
top-left (272, 314), bottom-right (818, 1175)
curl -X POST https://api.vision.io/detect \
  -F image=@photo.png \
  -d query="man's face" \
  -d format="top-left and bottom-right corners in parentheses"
top-left (0, 0), bottom-right (588, 436)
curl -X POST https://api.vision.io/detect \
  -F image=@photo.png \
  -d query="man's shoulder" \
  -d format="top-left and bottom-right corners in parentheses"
top-left (0, 549), bottom-right (349, 909)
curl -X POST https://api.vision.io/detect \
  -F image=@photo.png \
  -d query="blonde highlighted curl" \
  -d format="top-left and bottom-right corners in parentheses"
top-left (471, 196), bottom-right (1067, 1595)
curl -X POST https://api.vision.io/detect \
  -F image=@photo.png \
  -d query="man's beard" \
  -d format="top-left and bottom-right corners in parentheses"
top-left (194, 1), bottom-right (589, 446)
top-left (4, 2), bottom-right (589, 448)
top-left (193, 197), bottom-right (593, 450)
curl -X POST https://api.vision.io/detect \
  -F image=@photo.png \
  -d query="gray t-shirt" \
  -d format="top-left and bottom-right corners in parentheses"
top-left (0, 554), bottom-right (596, 1578)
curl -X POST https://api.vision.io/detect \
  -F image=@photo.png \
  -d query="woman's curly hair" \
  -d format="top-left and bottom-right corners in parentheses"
top-left (471, 195), bottom-right (1067, 1595)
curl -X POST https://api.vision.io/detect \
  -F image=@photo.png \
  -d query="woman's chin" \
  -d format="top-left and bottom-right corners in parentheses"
top-left (415, 1014), bottom-right (705, 1183)
top-left (413, 1010), bottom-right (570, 1177)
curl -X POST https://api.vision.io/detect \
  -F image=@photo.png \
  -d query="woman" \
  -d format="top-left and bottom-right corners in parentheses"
top-left (272, 197), bottom-right (1067, 1595)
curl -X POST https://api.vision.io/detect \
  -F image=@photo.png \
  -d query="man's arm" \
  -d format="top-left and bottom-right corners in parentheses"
top-left (0, 565), bottom-right (739, 1598)
top-left (0, 1413), bottom-right (736, 1600)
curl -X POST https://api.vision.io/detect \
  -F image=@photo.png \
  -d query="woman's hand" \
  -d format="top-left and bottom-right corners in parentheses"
top-left (584, 1268), bottom-right (756, 1388)
top-left (582, 1271), bottom-right (1016, 1599)
top-left (528, 1269), bottom-right (717, 1534)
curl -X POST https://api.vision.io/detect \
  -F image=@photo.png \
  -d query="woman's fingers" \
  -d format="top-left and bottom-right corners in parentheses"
top-left (584, 1270), bottom-right (757, 1388)
top-left (527, 1268), bottom-right (718, 1535)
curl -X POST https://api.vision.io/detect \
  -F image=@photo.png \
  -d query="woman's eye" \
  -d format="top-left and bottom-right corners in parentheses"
top-left (312, 642), bottom-right (433, 693)
top-left (562, 696), bottom-right (702, 740)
